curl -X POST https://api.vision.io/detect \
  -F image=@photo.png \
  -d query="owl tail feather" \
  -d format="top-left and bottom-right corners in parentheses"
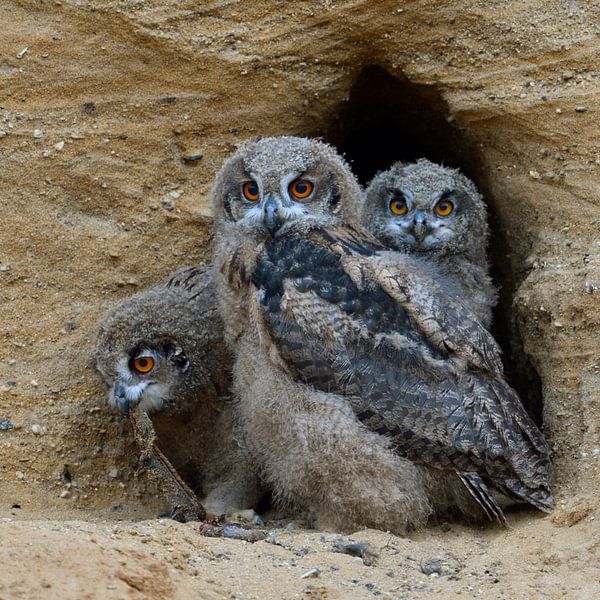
top-left (458, 472), bottom-right (507, 526)
top-left (498, 478), bottom-right (555, 514)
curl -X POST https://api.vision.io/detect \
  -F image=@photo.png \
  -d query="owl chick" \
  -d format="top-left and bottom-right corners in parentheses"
top-left (95, 266), bottom-right (262, 518)
top-left (360, 160), bottom-right (496, 327)
top-left (212, 136), bottom-right (553, 530)
top-left (212, 136), bottom-right (432, 533)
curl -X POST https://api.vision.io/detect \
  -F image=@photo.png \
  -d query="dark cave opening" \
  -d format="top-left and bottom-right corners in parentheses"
top-left (326, 65), bottom-right (544, 425)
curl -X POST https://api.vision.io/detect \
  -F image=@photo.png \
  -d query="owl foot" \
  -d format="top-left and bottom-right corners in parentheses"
top-left (159, 504), bottom-right (205, 523)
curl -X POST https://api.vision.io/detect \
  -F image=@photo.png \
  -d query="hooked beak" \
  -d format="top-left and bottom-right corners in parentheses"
top-left (263, 194), bottom-right (282, 235)
top-left (412, 211), bottom-right (428, 241)
top-left (113, 382), bottom-right (131, 416)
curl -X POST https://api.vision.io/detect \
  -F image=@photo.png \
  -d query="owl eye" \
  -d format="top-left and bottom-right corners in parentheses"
top-left (242, 181), bottom-right (260, 202)
top-left (132, 356), bottom-right (155, 374)
top-left (434, 197), bottom-right (454, 217)
top-left (289, 178), bottom-right (314, 200)
top-left (389, 196), bottom-right (409, 216)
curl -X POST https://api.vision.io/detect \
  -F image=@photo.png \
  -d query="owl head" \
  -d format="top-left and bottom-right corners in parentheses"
top-left (95, 281), bottom-right (223, 416)
top-left (362, 159), bottom-right (489, 262)
top-left (213, 136), bottom-right (363, 236)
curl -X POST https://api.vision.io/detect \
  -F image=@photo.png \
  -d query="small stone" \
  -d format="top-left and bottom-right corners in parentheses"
top-left (59, 490), bottom-right (71, 498)
top-left (555, 108), bottom-right (562, 114)
top-left (30, 380), bottom-right (38, 387)
top-left (16, 471), bottom-right (25, 480)
top-left (31, 424), bottom-right (45, 435)
top-left (420, 558), bottom-right (443, 576)
top-left (16, 47), bottom-right (28, 59)
top-left (182, 152), bottom-right (203, 163)
top-left (82, 102), bottom-right (96, 115)
top-left (53, 140), bottom-right (65, 150)
top-left (0, 130), bottom-right (7, 137)
top-left (529, 170), bottom-right (541, 179)
top-left (33, 129), bottom-right (44, 139)
top-left (65, 322), bottom-right (77, 331)
top-left (561, 70), bottom-right (575, 81)
top-left (0, 264), bottom-right (11, 272)
top-left (108, 468), bottom-right (119, 478)
top-left (574, 106), bottom-right (587, 113)
top-left (332, 541), bottom-right (377, 565)
top-left (162, 199), bottom-right (175, 211)
top-left (301, 568), bottom-right (321, 579)
top-left (5, 380), bottom-right (16, 387)
top-left (585, 282), bottom-right (598, 294)
top-left (0, 419), bottom-right (13, 431)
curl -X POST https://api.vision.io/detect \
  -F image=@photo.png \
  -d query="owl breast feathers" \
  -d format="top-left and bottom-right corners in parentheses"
top-left (244, 225), bottom-right (553, 519)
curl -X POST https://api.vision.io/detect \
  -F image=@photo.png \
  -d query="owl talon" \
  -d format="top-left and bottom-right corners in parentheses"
top-left (159, 505), bottom-right (204, 523)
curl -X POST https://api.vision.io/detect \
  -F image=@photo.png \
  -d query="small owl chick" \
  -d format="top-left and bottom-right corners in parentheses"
top-left (212, 136), bottom-right (553, 530)
top-left (95, 266), bottom-right (262, 518)
top-left (361, 159), bottom-right (497, 327)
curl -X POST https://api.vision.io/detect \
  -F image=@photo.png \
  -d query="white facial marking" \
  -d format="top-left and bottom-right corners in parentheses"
top-left (280, 172), bottom-right (300, 199)
top-left (136, 383), bottom-right (169, 413)
top-left (109, 354), bottom-right (166, 413)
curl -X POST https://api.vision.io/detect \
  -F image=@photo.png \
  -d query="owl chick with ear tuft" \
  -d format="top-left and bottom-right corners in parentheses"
top-left (212, 136), bottom-right (432, 534)
top-left (95, 266), bottom-right (262, 518)
top-left (360, 159), bottom-right (497, 327)
top-left (212, 136), bottom-right (553, 530)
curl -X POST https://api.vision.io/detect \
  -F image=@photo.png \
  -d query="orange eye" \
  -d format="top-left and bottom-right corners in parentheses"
top-left (389, 196), bottom-right (408, 215)
top-left (289, 178), bottom-right (314, 200)
top-left (242, 181), bottom-right (260, 202)
top-left (132, 356), bottom-right (155, 374)
top-left (434, 197), bottom-right (454, 217)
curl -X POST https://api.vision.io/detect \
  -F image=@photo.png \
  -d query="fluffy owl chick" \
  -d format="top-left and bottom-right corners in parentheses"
top-left (95, 266), bottom-right (262, 517)
top-left (212, 136), bottom-right (432, 533)
top-left (212, 136), bottom-right (553, 529)
top-left (361, 159), bottom-right (496, 327)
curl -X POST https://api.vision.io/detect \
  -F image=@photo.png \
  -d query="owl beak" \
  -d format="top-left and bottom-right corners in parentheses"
top-left (263, 194), bottom-right (282, 235)
top-left (113, 382), bottom-right (131, 415)
top-left (412, 211), bottom-right (428, 241)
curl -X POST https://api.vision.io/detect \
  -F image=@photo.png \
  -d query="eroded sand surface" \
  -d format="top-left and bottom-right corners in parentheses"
top-left (1, 1), bottom-right (599, 598)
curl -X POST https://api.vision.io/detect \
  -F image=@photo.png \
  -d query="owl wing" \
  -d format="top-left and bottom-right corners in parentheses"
top-left (317, 227), bottom-right (504, 374)
top-left (163, 265), bottom-right (211, 300)
top-left (251, 226), bottom-right (553, 519)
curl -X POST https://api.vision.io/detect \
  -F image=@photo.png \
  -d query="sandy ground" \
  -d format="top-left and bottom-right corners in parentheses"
top-left (2, 509), bottom-right (598, 600)
top-left (1, 1), bottom-right (599, 598)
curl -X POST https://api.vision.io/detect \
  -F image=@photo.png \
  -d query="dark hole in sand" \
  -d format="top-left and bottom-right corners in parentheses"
top-left (325, 65), bottom-right (543, 425)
